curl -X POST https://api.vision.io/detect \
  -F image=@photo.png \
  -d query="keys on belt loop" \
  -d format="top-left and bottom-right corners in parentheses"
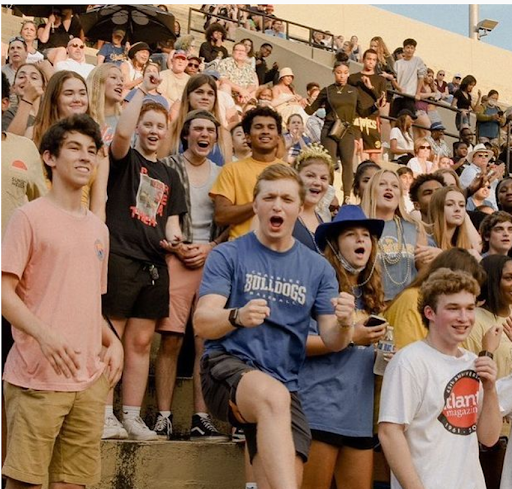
top-left (148, 265), bottom-right (159, 285)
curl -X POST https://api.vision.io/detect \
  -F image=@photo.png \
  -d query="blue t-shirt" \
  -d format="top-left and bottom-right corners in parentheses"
top-left (97, 43), bottom-right (126, 66)
top-left (200, 232), bottom-right (338, 391)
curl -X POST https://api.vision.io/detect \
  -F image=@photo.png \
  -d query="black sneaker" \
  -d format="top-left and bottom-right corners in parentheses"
top-left (190, 414), bottom-right (230, 442)
top-left (154, 413), bottom-right (173, 440)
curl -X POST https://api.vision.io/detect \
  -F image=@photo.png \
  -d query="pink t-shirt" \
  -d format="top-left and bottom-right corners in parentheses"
top-left (2, 197), bottom-right (109, 391)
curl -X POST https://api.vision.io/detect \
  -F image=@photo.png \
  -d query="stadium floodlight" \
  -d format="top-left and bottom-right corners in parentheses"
top-left (476, 19), bottom-right (499, 38)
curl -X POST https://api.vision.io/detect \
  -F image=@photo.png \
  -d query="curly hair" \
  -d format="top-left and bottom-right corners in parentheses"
top-left (479, 211), bottom-right (512, 253)
top-left (419, 268), bottom-right (480, 328)
top-left (324, 235), bottom-right (385, 315)
top-left (205, 23), bottom-right (227, 42)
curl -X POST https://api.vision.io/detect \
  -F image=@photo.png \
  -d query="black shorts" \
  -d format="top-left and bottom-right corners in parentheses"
top-left (102, 253), bottom-right (169, 319)
top-left (2, 316), bottom-right (14, 369)
top-left (200, 351), bottom-right (312, 463)
top-left (311, 429), bottom-right (376, 450)
top-left (353, 115), bottom-right (382, 152)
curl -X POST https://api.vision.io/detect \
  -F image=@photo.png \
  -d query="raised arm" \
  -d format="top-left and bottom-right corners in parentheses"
top-left (111, 70), bottom-right (161, 160)
top-left (316, 291), bottom-right (354, 352)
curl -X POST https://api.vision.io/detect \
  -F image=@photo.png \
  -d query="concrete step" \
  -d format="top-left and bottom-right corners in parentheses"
top-left (92, 439), bottom-right (245, 489)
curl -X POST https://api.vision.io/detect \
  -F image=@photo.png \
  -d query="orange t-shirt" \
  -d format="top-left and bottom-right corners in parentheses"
top-left (2, 197), bottom-right (109, 391)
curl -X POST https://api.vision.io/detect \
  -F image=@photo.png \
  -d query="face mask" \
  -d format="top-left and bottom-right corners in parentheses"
top-left (315, 108), bottom-right (326, 119)
top-left (487, 99), bottom-right (497, 107)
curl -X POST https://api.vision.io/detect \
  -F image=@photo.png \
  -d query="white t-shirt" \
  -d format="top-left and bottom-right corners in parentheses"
top-left (54, 59), bottom-right (95, 79)
top-left (407, 157), bottom-right (434, 175)
top-left (497, 375), bottom-right (512, 489)
top-left (379, 341), bottom-right (486, 489)
top-left (395, 57), bottom-right (426, 97)
top-left (390, 127), bottom-right (414, 153)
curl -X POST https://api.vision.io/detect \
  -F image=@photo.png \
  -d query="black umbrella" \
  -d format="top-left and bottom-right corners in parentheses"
top-left (13, 6), bottom-right (89, 17)
top-left (80, 4), bottom-right (176, 43)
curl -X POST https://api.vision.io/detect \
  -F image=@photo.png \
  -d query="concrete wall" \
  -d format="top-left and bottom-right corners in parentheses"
top-left (273, 4), bottom-right (512, 105)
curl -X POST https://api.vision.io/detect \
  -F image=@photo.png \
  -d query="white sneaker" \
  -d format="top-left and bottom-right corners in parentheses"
top-left (102, 414), bottom-right (128, 440)
top-left (123, 416), bottom-right (160, 441)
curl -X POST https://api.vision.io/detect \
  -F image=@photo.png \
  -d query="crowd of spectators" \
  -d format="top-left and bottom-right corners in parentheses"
top-left (1, 4), bottom-right (512, 489)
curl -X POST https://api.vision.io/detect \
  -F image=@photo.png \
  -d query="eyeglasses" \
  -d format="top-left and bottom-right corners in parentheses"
top-left (418, 145), bottom-right (431, 150)
top-left (188, 63), bottom-right (200, 68)
top-left (70, 43), bottom-right (85, 49)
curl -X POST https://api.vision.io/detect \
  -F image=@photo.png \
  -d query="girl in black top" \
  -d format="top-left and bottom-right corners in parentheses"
top-left (199, 23), bottom-right (229, 63)
top-left (306, 61), bottom-right (383, 203)
top-left (452, 74), bottom-right (481, 130)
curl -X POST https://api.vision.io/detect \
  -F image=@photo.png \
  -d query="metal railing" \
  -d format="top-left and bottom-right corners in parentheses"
top-left (187, 6), bottom-right (340, 57)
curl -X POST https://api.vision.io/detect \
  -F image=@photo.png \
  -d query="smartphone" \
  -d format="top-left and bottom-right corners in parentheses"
top-left (365, 315), bottom-right (387, 327)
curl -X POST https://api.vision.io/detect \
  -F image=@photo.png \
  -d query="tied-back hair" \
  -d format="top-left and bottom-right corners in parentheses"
top-left (168, 74), bottom-right (229, 158)
top-left (86, 63), bottom-right (122, 128)
top-left (33, 70), bottom-right (90, 148)
top-left (394, 114), bottom-right (413, 143)
top-left (324, 235), bottom-right (385, 315)
top-left (428, 186), bottom-right (472, 251)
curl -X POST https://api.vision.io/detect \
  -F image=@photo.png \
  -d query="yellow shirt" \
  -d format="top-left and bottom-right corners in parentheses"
top-left (383, 287), bottom-right (427, 350)
top-left (463, 307), bottom-right (512, 437)
top-left (209, 156), bottom-right (282, 240)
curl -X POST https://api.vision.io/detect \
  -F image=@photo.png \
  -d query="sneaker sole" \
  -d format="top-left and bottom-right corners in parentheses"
top-left (189, 436), bottom-right (231, 443)
top-left (127, 433), bottom-right (160, 441)
top-left (102, 431), bottom-right (129, 440)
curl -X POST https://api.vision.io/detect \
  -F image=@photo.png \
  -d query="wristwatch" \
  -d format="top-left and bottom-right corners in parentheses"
top-left (478, 350), bottom-right (494, 360)
top-left (229, 308), bottom-right (243, 328)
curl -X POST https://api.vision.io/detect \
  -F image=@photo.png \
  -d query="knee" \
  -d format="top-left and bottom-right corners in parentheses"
top-left (159, 334), bottom-right (184, 356)
top-left (125, 333), bottom-right (154, 356)
top-left (257, 382), bottom-right (291, 417)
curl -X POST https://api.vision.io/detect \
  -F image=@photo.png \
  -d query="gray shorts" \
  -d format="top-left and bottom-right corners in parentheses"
top-left (200, 351), bottom-right (311, 462)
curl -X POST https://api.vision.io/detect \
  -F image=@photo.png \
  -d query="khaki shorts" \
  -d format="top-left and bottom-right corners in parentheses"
top-left (2, 374), bottom-right (109, 486)
top-left (156, 254), bottom-right (203, 334)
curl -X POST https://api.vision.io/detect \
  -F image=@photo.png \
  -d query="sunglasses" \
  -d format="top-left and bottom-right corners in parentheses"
top-left (9, 36), bottom-right (27, 46)
top-left (475, 154), bottom-right (489, 158)
top-left (70, 43), bottom-right (85, 49)
top-left (419, 145), bottom-right (431, 150)
top-left (188, 63), bottom-right (200, 68)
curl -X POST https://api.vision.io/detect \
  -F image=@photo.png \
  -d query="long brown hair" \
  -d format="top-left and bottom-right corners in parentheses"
top-left (324, 234), bottom-right (385, 314)
top-left (33, 71), bottom-right (90, 147)
top-left (428, 186), bottom-right (472, 250)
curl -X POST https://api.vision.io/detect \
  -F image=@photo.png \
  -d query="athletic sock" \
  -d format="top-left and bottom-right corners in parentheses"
top-left (159, 410), bottom-right (171, 418)
top-left (122, 405), bottom-right (141, 419)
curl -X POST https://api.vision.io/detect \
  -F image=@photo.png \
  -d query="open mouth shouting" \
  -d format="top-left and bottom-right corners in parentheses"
top-left (269, 215), bottom-right (284, 232)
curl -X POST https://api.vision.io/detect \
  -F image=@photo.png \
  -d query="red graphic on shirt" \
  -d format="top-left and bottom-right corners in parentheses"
top-left (12, 160), bottom-right (28, 171)
top-left (438, 369), bottom-right (479, 436)
top-left (129, 168), bottom-right (169, 227)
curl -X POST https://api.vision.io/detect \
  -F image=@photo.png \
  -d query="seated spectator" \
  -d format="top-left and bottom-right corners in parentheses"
top-left (452, 74), bottom-right (481, 130)
top-left (389, 109), bottom-right (415, 163)
top-left (2, 63), bottom-right (46, 133)
top-left (241, 38), bottom-right (256, 70)
top-left (476, 90), bottom-right (505, 146)
top-left (397, 166), bottom-right (415, 213)
top-left (352, 160), bottom-right (380, 203)
top-left (452, 140), bottom-right (469, 172)
top-left (37, 8), bottom-right (84, 65)
top-left (254, 42), bottom-right (278, 85)
top-left (438, 156), bottom-right (454, 169)
top-left (271, 67), bottom-right (309, 127)
top-left (459, 125), bottom-right (476, 152)
top-left (120, 42), bottom-right (150, 95)
top-left (306, 105), bottom-right (325, 144)
top-left (124, 62), bottom-right (170, 111)
top-left (185, 55), bottom-right (202, 77)
top-left (479, 212), bottom-right (512, 257)
top-left (306, 82), bottom-right (320, 104)
top-left (231, 122), bottom-right (251, 161)
top-left (434, 69), bottom-right (452, 103)
top-left (426, 121), bottom-right (452, 158)
top-left (159, 50), bottom-right (190, 106)
top-left (407, 137), bottom-right (438, 177)
top-left (255, 85), bottom-right (273, 107)
top-left (408, 173), bottom-right (444, 224)
top-left (55, 38), bottom-right (95, 79)
top-left (467, 183), bottom-right (496, 212)
top-left (218, 42), bottom-right (258, 105)
top-left (264, 19), bottom-right (286, 39)
top-left (97, 27), bottom-right (127, 66)
top-left (459, 143), bottom-right (494, 189)
top-left (19, 20), bottom-right (44, 64)
top-left (312, 31), bottom-right (326, 49)
top-left (2, 37), bottom-right (28, 89)
top-left (447, 72), bottom-right (462, 95)
top-left (349, 35), bottom-right (362, 62)
top-left (283, 113), bottom-right (312, 164)
top-left (199, 23), bottom-right (229, 63)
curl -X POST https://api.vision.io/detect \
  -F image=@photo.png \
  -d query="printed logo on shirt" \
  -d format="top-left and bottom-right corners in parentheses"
top-left (437, 369), bottom-right (479, 436)
top-left (94, 239), bottom-right (105, 261)
top-left (12, 160), bottom-right (28, 171)
top-left (378, 236), bottom-right (414, 261)
top-left (244, 272), bottom-right (306, 305)
top-left (130, 169), bottom-right (169, 227)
